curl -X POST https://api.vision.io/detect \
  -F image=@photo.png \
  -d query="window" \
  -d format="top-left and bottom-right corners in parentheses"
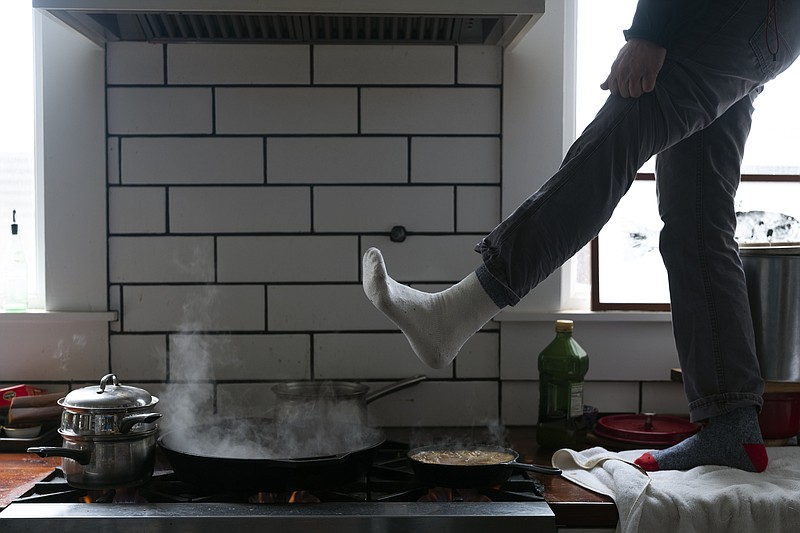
top-left (575, 0), bottom-right (800, 310)
top-left (1, 3), bottom-right (40, 309)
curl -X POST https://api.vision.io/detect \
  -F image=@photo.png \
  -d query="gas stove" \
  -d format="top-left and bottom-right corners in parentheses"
top-left (0, 441), bottom-right (555, 532)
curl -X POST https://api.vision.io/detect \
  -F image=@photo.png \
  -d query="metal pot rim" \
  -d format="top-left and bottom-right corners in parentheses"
top-left (59, 427), bottom-right (159, 442)
top-left (739, 243), bottom-right (800, 255)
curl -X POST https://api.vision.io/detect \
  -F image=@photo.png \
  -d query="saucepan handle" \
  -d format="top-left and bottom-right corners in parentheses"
top-left (27, 446), bottom-right (92, 465)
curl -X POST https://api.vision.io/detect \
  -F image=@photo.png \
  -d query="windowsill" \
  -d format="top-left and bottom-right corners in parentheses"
top-left (0, 310), bottom-right (117, 322)
top-left (495, 309), bottom-right (672, 322)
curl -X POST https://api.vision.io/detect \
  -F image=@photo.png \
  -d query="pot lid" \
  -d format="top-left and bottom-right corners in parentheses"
top-left (61, 374), bottom-right (156, 410)
top-left (739, 243), bottom-right (800, 256)
top-left (593, 413), bottom-right (700, 446)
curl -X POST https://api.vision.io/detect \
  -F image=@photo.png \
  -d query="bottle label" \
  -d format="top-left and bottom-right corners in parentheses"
top-left (569, 382), bottom-right (584, 418)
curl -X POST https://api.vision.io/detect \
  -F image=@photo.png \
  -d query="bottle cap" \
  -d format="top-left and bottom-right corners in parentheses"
top-left (555, 319), bottom-right (574, 333)
top-left (11, 210), bottom-right (18, 236)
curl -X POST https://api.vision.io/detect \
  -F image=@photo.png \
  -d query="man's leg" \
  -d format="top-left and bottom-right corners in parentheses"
top-left (635, 89), bottom-right (767, 472)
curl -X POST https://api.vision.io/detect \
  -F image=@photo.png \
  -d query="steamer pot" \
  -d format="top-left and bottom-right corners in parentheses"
top-left (27, 374), bottom-right (162, 489)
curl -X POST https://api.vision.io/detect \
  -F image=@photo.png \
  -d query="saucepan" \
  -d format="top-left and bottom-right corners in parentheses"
top-left (408, 444), bottom-right (561, 488)
top-left (272, 375), bottom-right (426, 426)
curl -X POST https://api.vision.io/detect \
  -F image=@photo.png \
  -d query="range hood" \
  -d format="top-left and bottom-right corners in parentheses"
top-left (34, 0), bottom-right (545, 48)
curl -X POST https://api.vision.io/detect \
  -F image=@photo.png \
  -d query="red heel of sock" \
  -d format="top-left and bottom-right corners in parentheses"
top-left (634, 452), bottom-right (660, 472)
top-left (744, 444), bottom-right (768, 473)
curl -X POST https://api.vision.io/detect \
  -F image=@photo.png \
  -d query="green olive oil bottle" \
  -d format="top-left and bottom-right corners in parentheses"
top-left (536, 320), bottom-right (589, 449)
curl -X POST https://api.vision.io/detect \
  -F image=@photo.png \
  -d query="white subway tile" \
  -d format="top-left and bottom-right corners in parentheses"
top-left (0, 321), bottom-right (108, 381)
top-left (216, 87), bottom-right (357, 134)
top-left (457, 186), bottom-right (501, 233)
top-left (107, 42), bottom-right (164, 85)
top-left (169, 334), bottom-right (310, 381)
top-left (109, 285), bottom-right (122, 333)
top-left (411, 137), bottom-right (500, 183)
top-left (455, 332), bottom-right (500, 379)
top-left (110, 334), bottom-right (167, 381)
top-left (360, 235), bottom-right (486, 282)
top-left (314, 186), bottom-right (453, 232)
top-left (123, 285), bottom-right (265, 332)
top-left (108, 87), bottom-right (212, 134)
top-left (268, 285), bottom-right (390, 331)
top-left (168, 44), bottom-right (310, 84)
top-left (361, 88), bottom-right (500, 134)
top-left (170, 186), bottom-right (310, 233)
top-left (121, 137), bottom-right (264, 184)
top-left (501, 381), bottom-right (538, 426)
top-left (367, 381), bottom-right (498, 427)
top-left (109, 187), bottom-right (166, 234)
top-left (155, 383), bottom-right (215, 429)
top-left (641, 382), bottom-right (689, 415)
top-left (109, 236), bottom-right (214, 283)
top-left (584, 382), bottom-right (639, 414)
top-left (108, 138), bottom-right (120, 184)
top-left (457, 45), bottom-right (502, 85)
top-left (500, 322), bottom-right (551, 380)
top-left (267, 137), bottom-right (407, 184)
top-left (314, 45), bottom-right (454, 84)
top-left (313, 333), bottom-right (451, 380)
top-left (218, 236), bottom-right (357, 282)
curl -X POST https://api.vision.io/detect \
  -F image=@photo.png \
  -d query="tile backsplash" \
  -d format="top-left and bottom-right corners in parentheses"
top-left (105, 42), bottom-right (508, 427)
top-left (101, 41), bottom-right (686, 428)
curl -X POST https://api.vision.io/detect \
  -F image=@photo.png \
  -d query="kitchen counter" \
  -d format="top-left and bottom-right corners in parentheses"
top-left (0, 454), bottom-right (60, 508)
top-left (508, 427), bottom-right (618, 529)
top-left (0, 428), bottom-right (618, 529)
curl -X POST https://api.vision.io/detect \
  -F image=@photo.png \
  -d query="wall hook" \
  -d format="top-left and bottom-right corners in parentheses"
top-left (390, 225), bottom-right (407, 243)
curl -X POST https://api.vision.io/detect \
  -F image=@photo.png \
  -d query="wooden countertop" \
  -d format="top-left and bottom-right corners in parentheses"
top-left (1, 428), bottom-right (619, 528)
top-left (0, 454), bottom-right (60, 508)
top-left (508, 427), bottom-right (618, 529)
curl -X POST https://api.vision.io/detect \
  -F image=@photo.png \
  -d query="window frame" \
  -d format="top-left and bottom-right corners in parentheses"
top-left (591, 172), bottom-right (800, 311)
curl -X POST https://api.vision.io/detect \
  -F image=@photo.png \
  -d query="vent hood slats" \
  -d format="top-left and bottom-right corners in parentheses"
top-left (33, 0), bottom-right (544, 47)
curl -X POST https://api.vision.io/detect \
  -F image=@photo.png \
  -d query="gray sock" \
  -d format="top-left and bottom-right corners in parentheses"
top-left (635, 407), bottom-right (767, 472)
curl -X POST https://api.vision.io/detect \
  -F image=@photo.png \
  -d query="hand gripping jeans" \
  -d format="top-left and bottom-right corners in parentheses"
top-left (475, 0), bottom-right (800, 421)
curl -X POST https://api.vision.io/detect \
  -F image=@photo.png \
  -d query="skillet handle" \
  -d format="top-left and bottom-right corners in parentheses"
top-left (509, 461), bottom-right (562, 476)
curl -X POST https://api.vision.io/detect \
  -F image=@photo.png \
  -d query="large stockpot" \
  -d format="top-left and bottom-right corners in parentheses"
top-left (28, 374), bottom-right (162, 489)
top-left (740, 244), bottom-right (800, 381)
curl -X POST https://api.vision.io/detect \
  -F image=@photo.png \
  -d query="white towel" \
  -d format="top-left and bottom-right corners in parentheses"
top-left (551, 446), bottom-right (800, 533)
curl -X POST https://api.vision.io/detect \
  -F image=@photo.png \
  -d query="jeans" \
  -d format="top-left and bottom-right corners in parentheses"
top-left (475, 0), bottom-right (800, 421)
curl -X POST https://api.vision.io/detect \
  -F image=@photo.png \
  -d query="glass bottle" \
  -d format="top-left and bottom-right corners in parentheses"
top-left (3, 210), bottom-right (28, 311)
top-left (536, 319), bottom-right (589, 449)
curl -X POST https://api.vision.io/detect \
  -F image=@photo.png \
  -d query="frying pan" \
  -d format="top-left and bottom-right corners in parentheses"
top-left (407, 444), bottom-right (561, 488)
top-left (158, 417), bottom-right (385, 492)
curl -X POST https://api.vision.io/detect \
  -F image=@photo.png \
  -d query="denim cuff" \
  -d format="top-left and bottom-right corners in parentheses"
top-left (475, 263), bottom-right (517, 309)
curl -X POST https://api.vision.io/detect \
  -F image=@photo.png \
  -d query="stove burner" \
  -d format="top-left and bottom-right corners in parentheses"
top-left (10, 441), bottom-right (545, 505)
top-left (1, 440), bottom-right (555, 533)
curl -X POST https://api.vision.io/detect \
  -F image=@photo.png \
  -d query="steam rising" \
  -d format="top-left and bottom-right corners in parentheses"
top-left (158, 265), bottom-right (382, 461)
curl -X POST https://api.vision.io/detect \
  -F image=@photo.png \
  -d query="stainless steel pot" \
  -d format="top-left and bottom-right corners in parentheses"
top-left (741, 244), bottom-right (800, 381)
top-left (29, 429), bottom-right (159, 489)
top-left (27, 374), bottom-right (162, 489)
top-left (272, 375), bottom-right (426, 426)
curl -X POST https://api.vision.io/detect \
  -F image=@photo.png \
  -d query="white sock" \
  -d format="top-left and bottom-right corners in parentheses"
top-left (362, 247), bottom-right (501, 369)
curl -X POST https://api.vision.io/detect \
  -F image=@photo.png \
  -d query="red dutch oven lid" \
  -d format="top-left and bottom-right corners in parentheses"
top-left (593, 414), bottom-right (700, 447)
